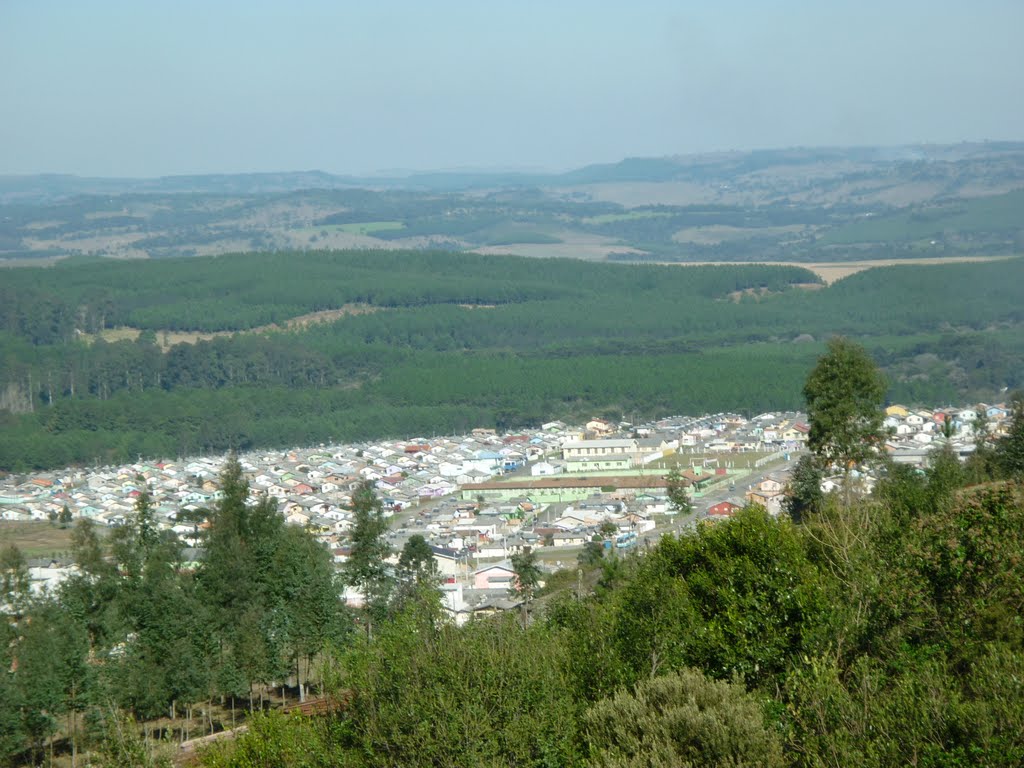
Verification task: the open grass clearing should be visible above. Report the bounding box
[332,221,405,235]
[86,304,385,349]
[820,189,1024,245]
[672,224,808,244]
[0,520,84,559]
[582,210,676,225]
[658,254,1018,284]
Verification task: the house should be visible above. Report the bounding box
[707,501,741,518]
[986,405,1009,421]
[473,562,517,590]
[745,488,783,515]
[530,461,562,477]
[552,531,588,547]
[430,546,464,577]
[782,424,810,442]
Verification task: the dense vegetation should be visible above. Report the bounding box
[2,250,1024,470]
[194,389,1024,768]
[10,464,1024,765]
[0,458,350,767]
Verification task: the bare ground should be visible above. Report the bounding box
[89,304,384,350]
[660,254,1017,285]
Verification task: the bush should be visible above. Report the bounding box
[583,669,783,767]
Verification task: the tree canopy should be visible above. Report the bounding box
[803,336,887,471]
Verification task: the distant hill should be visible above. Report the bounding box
[2,142,1022,264]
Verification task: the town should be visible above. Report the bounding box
[2,401,1008,624]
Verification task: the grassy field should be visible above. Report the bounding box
[661,254,1017,284]
[820,189,1024,245]
[582,210,675,225]
[88,304,384,349]
[0,520,82,559]
[334,221,406,235]
[671,224,807,245]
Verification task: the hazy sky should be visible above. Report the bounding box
[2,1,1022,177]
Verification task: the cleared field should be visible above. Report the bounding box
[90,304,384,349]
[0,520,81,559]
[334,221,405,235]
[671,224,807,244]
[661,254,1018,284]
[820,189,1024,245]
[582,210,675,225]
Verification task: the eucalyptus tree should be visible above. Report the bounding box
[342,481,394,637]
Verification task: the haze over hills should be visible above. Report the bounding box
[2,142,1023,266]
[4,142,1024,201]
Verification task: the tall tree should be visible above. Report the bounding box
[664,467,693,515]
[0,618,25,766]
[784,454,825,524]
[995,392,1024,479]
[268,526,348,702]
[342,481,393,635]
[14,602,93,764]
[198,455,282,706]
[397,534,437,585]
[0,545,30,613]
[803,337,886,476]
[510,550,542,625]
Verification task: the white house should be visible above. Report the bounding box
[530,461,562,477]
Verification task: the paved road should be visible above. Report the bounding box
[641,452,803,545]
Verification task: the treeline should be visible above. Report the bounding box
[0,250,820,341]
[4,337,995,471]
[0,346,821,470]
[2,252,1024,469]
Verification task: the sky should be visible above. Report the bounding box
[2,0,1023,178]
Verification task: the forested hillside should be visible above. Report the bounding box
[2,250,1024,470]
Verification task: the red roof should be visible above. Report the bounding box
[708,501,741,517]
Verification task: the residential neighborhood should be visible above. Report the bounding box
[1,401,1006,622]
